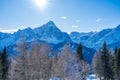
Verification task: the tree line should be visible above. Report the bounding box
[0,39,90,80]
[0,40,120,80]
[92,42,120,80]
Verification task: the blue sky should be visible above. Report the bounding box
[0,0,120,33]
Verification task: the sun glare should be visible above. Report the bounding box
[34,0,48,10]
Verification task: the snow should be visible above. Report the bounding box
[0,21,72,49]
[0,21,120,50]
[70,25,120,49]
[86,74,99,80]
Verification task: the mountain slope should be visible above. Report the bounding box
[70,25,120,49]
[0,21,96,64]
[1,21,119,63]
[0,21,72,49]
[34,21,72,43]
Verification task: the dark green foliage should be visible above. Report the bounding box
[100,42,114,80]
[0,52,2,79]
[1,47,9,80]
[109,51,114,80]
[76,43,85,61]
[111,48,118,79]
[114,48,117,55]
[114,48,120,80]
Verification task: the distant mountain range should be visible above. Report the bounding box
[70,25,120,49]
[0,21,120,63]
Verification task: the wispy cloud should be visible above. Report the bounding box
[96,18,102,22]
[72,25,78,28]
[0,25,26,33]
[61,16,67,20]
[0,28,18,33]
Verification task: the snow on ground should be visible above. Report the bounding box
[86,74,100,80]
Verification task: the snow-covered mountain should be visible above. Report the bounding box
[0,32,12,40]
[0,21,72,49]
[0,21,120,50]
[34,21,72,43]
[70,25,120,49]
[0,21,96,64]
[0,21,119,63]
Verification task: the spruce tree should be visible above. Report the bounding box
[111,48,118,80]
[76,43,85,61]
[100,42,113,80]
[0,53,2,79]
[114,48,117,55]
[1,47,9,80]
[109,50,114,80]
[114,48,120,80]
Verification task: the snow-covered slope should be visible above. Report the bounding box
[70,32,96,43]
[0,21,72,49]
[0,32,11,40]
[0,21,120,50]
[0,21,119,63]
[34,21,72,43]
[0,21,96,64]
[70,25,120,49]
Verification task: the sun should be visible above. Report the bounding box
[33,0,48,10]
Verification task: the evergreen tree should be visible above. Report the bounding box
[1,47,9,80]
[100,42,113,80]
[76,43,89,80]
[114,48,117,55]
[109,50,114,80]
[76,43,85,61]
[110,48,118,80]
[0,53,2,79]
[114,48,120,80]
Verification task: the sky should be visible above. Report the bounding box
[0,0,120,33]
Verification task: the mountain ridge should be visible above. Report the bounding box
[70,25,120,49]
[0,21,120,49]
[0,21,119,64]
